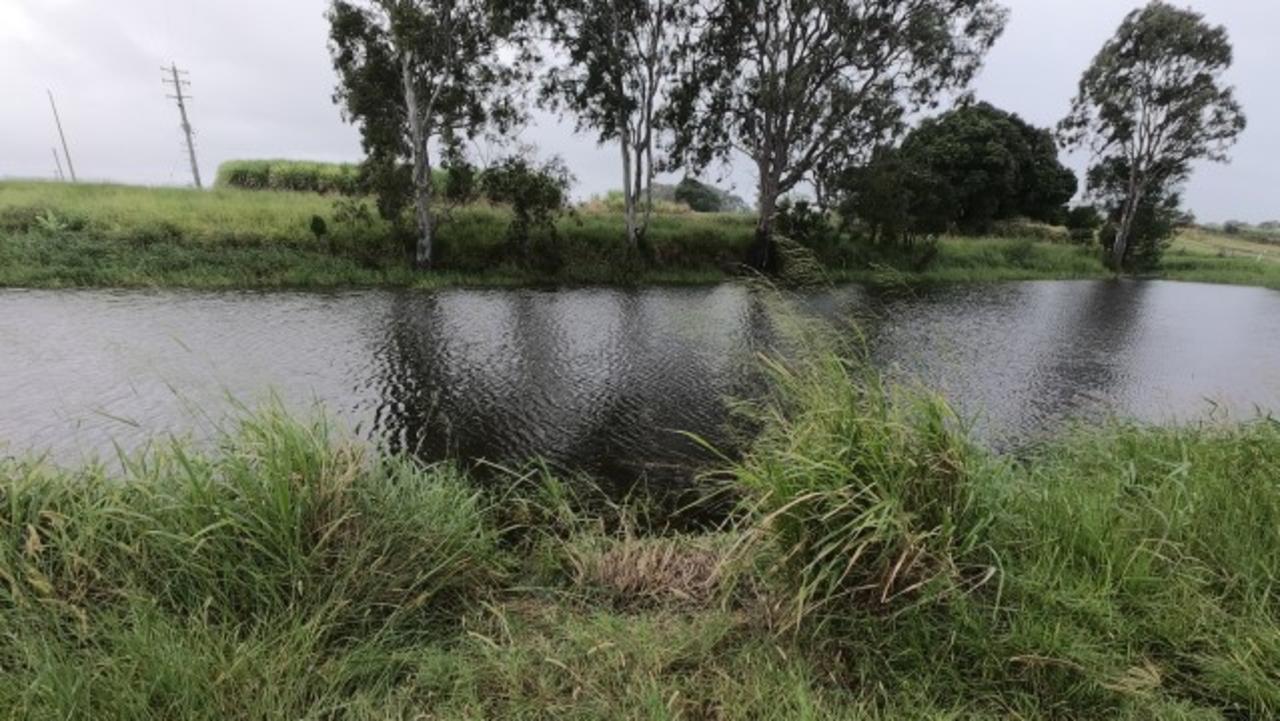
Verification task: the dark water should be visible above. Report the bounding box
[2,281,1278,480]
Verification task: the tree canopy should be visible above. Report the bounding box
[670,0,1008,269]
[328,0,535,267]
[900,102,1076,233]
[540,0,690,252]
[1059,1,1245,269]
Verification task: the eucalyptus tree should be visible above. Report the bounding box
[540,0,691,251]
[328,0,535,268]
[671,0,1008,268]
[1059,1,1245,270]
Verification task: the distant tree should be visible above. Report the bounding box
[673,177,722,213]
[838,146,955,246]
[901,102,1077,234]
[1064,204,1103,243]
[670,0,1008,270]
[481,154,574,259]
[1059,1,1246,270]
[328,0,535,268]
[540,0,691,253]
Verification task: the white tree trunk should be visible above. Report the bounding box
[1113,170,1143,270]
[401,54,435,269]
[620,126,638,250]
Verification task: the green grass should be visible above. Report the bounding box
[3,180,1280,292]
[0,181,754,289]
[3,338,1277,719]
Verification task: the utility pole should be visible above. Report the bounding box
[163,63,203,189]
[51,147,66,181]
[46,90,77,182]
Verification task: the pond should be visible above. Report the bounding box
[2,280,1278,482]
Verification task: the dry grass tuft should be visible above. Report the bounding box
[570,536,728,610]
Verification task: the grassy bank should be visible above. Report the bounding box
[3,180,1280,290]
[3,350,1277,719]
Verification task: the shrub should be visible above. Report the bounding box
[216,160,363,195]
[990,218,1070,243]
[837,147,955,247]
[481,155,574,266]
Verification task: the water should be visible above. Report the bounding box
[2,281,1278,481]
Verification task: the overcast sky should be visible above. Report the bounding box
[1,0,1275,222]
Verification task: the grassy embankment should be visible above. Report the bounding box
[3,341,1277,719]
[2,179,1279,290]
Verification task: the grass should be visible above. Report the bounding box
[0,181,754,289]
[2,333,1277,719]
[2,180,1280,292]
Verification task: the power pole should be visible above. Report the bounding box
[46,90,77,182]
[51,147,66,181]
[163,63,203,189]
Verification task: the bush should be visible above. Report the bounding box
[673,177,749,213]
[837,147,955,247]
[215,160,364,195]
[481,155,574,267]
[989,218,1070,243]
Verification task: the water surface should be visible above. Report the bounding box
[2,280,1277,481]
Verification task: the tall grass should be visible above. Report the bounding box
[724,339,1280,718]
[729,351,993,632]
[215,159,365,194]
[0,411,516,720]
[1,354,1278,717]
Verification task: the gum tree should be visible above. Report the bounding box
[671,0,1008,269]
[328,0,535,268]
[540,0,691,252]
[1059,1,1245,270]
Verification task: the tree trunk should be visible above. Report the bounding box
[750,166,780,271]
[402,54,434,270]
[1112,169,1143,271]
[620,130,638,251]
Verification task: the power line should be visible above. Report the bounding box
[46,90,77,183]
[163,63,203,189]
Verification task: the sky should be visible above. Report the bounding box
[1,0,1276,223]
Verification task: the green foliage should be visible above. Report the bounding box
[1060,1,1246,270]
[2,355,1280,718]
[900,102,1077,233]
[837,147,955,247]
[1097,188,1183,272]
[731,352,990,632]
[215,159,365,194]
[6,181,1280,291]
[480,154,574,264]
[989,218,1070,243]
[1065,204,1103,243]
[328,0,538,264]
[671,0,1008,267]
[674,177,748,213]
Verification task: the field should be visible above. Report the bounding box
[2,343,1277,720]
[2,180,1280,291]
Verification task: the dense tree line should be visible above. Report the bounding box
[328,0,1245,274]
